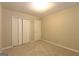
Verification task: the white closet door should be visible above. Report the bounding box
[12,17,19,46]
[19,18,23,45]
[23,20,32,43]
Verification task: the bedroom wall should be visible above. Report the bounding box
[42,5,79,52]
[0,3,2,49]
[2,8,41,48]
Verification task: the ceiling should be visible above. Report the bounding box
[1,2,79,17]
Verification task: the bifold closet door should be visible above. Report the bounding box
[23,20,32,43]
[18,18,23,45]
[12,17,19,46]
[12,17,32,46]
[12,17,23,46]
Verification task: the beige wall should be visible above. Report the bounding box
[42,5,79,51]
[0,3,2,49]
[34,18,41,41]
[2,8,41,48]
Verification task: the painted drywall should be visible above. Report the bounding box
[2,8,41,48]
[0,3,2,49]
[42,5,79,51]
[34,18,41,41]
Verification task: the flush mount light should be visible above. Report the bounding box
[31,0,53,12]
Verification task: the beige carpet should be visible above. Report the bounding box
[3,40,79,56]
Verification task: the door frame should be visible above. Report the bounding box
[22,19,33,43]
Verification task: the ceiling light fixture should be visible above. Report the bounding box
[31,0,51,12]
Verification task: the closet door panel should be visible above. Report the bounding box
[19,18,23,45]
[23,20,32,43]
[12,17,19,46]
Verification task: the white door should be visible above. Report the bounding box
[19,18,23,45]
[12,17,19,46]
[23,20,32,43]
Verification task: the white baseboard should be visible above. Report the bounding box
[0,50,2,53]
[43,40,79,54]
[0,40,41,52]
[1,46,12,51]
[0,46,12,53]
